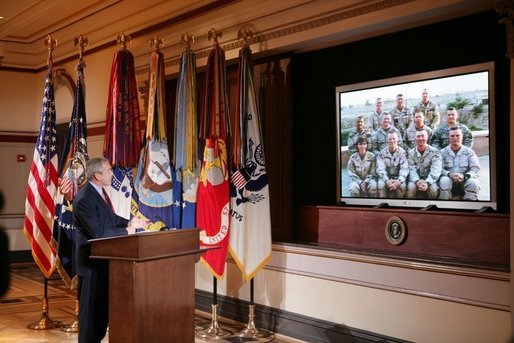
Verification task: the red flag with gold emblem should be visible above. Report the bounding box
[197,34,231,278]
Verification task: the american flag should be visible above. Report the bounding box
[23,67,59,278]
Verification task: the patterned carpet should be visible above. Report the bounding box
[0,263,300,343]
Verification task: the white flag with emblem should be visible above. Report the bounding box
[229,46,272,281]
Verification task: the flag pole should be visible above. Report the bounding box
[231,28,272,339]
[26,35,61,331]
[59,34,88,334]
[196,276,233,338]
[196,28,233,339]
[60,294,79,332]
[27,278,62,330]
[236,276,271,338]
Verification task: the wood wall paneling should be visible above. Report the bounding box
[296,205,509,269]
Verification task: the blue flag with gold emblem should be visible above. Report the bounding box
[53,57,88,289]
[133,48,174,230]
[172,44,200,229]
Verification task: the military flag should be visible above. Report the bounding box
[104,46,142,218]
[133,46,174,229]
[172,40,199,229]
[23,57,59,278]
[197,33,231,278]
[229,45,272,281]
[53,57,89,289]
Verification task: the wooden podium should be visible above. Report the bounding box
[89,228,201,343]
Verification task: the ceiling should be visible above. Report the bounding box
[0,0,496,72]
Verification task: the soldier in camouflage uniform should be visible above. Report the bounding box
[389,94,412,133]
[376,132,409,198]
[439,127,481,200]
[406,129,442,199]
[403,110,433,149]
[430,107,473,150]
[414,88,440,128]
[347,115,372,155]
[371,113,403,155]
[366,98,384,132]
[347,137,377,197]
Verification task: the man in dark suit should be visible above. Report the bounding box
[73,157,149,343]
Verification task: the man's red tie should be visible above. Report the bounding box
[102,188,115,212]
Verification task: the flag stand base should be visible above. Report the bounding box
[236,304,272,338]
[196,304,233,339]
[60,299,79,332]
[60,318,78,333]
[27,298,62,330]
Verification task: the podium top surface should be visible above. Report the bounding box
[89,228,201,261]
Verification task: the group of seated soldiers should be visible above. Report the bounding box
[346,91,481,200]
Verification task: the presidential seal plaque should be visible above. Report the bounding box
[385,216,406,245]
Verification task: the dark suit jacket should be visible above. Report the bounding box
[73,182,129,278]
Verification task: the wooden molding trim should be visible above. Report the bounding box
[0,134,36,143]
[272,243,509,282]
[137,0,417,76]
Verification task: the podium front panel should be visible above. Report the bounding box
[108,255,196,343]
[89,228,200,342]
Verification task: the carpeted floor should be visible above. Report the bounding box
[0,262,301,343]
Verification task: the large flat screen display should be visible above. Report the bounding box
[336,62,496,210]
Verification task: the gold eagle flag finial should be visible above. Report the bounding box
[150,35,164,52]
[74,34,88,67]
[116,32,131,51]
[44,35,58,65]
[237,28,253,48]
[208,28,222,47]
[180,33,194,52]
